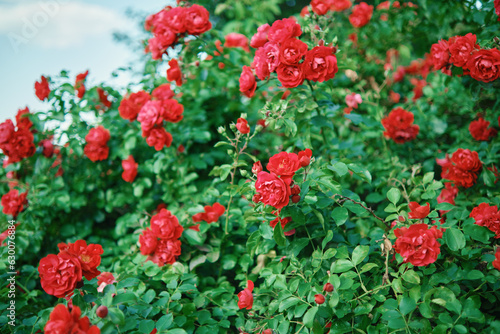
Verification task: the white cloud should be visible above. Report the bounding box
[0,0,131,49]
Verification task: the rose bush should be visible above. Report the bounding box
[1,0,500,333]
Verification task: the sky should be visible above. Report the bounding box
[0,0,174,122]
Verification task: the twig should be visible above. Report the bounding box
[334,194,389,229]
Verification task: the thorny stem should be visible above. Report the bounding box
[333,194,390,229]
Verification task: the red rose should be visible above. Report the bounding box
[430,39,450,70]
[448,33,479,67]
[495,0,500,21]
[253,42,280,80]
[138,101,163,132]
[448,148,482,188]
[224,33,250,52]
[393,223,443,267]
[277,63,305,88]
[330,0,352,11]
[122,155,138,183]
[140,228,158,255]
[250,24,270,49]
[0,119,15,143]
[465,48,500,83]
[161,6,186,34]
[85,126,110,146]
[389,90,400,103]
[270,216,295,236]
[193,203,226,223]
[148,238,181,266]
[145,127,173,151]
[267,152,301,178]
[311,0,333,15]
[279,38,308,65]
[38,253,82,298]
[58,240,104,281]
[74,70,89,98]
[470,203,500,238]
[437,183,458,206]
[167,59,183,86]
[185,4,212,36]
[252,161,263,175]
[493,248,500,271]
[16,107,33,130]
[148,28,177,60]
[35,76,50,101]
[408,202,430,219]
[239,66,257,98]
[410,78,427,101]
[345,92,362,109]
[315,294,325,304]
[39,139,54,158]
[237,280,254,310]
[119,91,151,121]
[303,46,338,82]
[97,88,111,109]
[255,171,292,209]
[349,2,373,28]
[151,209,183,240]
[236,118,250,134]
[97,272,116,293]
[469,117,497,141]
[44,304,100,334]
[267,18,302,44]
[1,189,28,217]
[152,84,174,101]
[323,283,334,292]
[381,107,419,144]
[162,99,184,123]
[84,144,109,162]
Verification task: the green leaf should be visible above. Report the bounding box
[279,297,301,312]
[273,220,287,247]
[387,188,401,205]
[331,259,354,273]
[157,314,173,331]
[108,308,125,325]
[328,161,348,176]
[139,320,155,333]
[463,224,493,243]
[331,207,348,226]
[348,164,372,183]
[444,228,466,251]
[399,296,417,315]
[303,306,318,328]
[112,292,137,305]
[352,245,369,266]
[322,230,333,249]
[402,270,420,284]
[423,172,435,184]
[436,202,455,211]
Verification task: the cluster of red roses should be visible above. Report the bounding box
[44,304,100,334]
[145,4,212,60]
[430,33,500,83]
[381,107,419,144]
[468,116,498,142]
[437,148,483,189]
[38,240,103,298]
[1,189,28,217]
[139,209,183,266]
[84,126,110,162]
[245,18,338,92]
[470,203,500,239]
[0,108,35,164]
[191,202,225,231]
[118,83,183,151]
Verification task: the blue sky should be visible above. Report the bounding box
[0,0,174,122]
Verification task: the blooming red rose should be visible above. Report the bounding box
[224,33,250,52]
[85,126,110,146]
[330,0,352,11]
[148,27,177,60]
[119,91,151,121]
[151,209,183,240]
[140,228,158,255]
[303,46,338,82]
[267,152,301,178]
[469,117,497,141]
[345,92,362,109]
[0,119,15,144]
[430,39,450,70]
[58,240,103,281]
[148,238,181,266]
[381,108,419,144]
[349,2,373,28]
[35,76,50,101]
[193,203,226,223]
[493,248,500,271]
[145,127,173,151]
[389,90,401,103]
[277,63,305,88]
[138,101,163,132]
[161,6,186,34]
[97,272,116,293]
[253,42,280,80]
[408,202,430,219]
[96,88,111,109]
[161,99,184,123]
[44,304,100,334]
[167,59,183,86]
[470,203,500,238]
[279,38,308,65]
[38,253,82,298]
[437,183,458,206]
[40,139,54,158]
[74,70,89,98]
[84,144,109,162]
[447,149,482,188]
[122,155,138,183]
[267,18,302,44]
[252,161,263,175]
[16,107,33,130]
[311,0,333,15]
[152,84,175,101]
[393,224,443,266]
[465,48,500,83]
[255,171,292,209]
[270,216,295,236]
[495,0,500,21]
[315,294,325,304]
[237,280,254,310]
[7,128,36,163]
[184,4,212,35]
[298,148,312,167]
[236,118,250,134]
[239,66,257,98]
[250,24,270,49]
[448,33,479,67]
[1,189,28,217]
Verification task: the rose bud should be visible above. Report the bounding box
[291,185,301,195]
[96,305,108,318]
[252,161,263,175]
[315,294,325,304]
[398,215,405,222]
[252,194,262,203]
[263,330,273,334]
[292,195,301,203]
[323,283,334,292]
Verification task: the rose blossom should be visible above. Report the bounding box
[408,202,430,219]
[38,253,82,298]
[138,101,163,132]
[303,46,338,82]
[44,304,100,334]
[267,152,301,178]
[349,2,373,28]
[192,203,226,223]
[465,48,500,83]
[224,33,250,52]
[35,76,50,101]
[97,272,116,293]
[150,209,183,240]
[279,38,308,65]
[255,171,292,209]
[345,92,362,109]
[469,117,497,141]
[493,248,500,271]
[469,203,500,238]
[145,127,173,151]
[122,155,138,183]
[161,99,184,123]
[237,280,254,310]
[119,91,151,121]
[58,240,104,281]
[152,84,175,101]
[448,33,479,67]
[167,59,183,86]
[381,108,419,144]
[1,189,28,217]
[239,66,257,98]
[250,24,270,49]
[393,223,443,266]
[236,118,250,134]
[267,18,302,44]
